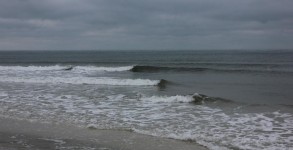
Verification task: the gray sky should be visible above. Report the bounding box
[0,0,293,50]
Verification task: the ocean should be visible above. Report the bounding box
[0,50,292,149]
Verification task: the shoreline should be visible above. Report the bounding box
[0,117,207,150]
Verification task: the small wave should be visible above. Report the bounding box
[157,79,171,89]
[0,77,160,86]
[63,66,73,71]
[192,94,232,104]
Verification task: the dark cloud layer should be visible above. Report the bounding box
[0,0,293,50]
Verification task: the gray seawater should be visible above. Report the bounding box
[0,50,292,149]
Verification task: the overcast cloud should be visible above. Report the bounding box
[0,0,293,50]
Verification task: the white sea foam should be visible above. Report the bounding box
[0,91,8,97]
[140,94,197,103]
[1,90,292,150]
[74,66,133,72]
[38,138,66,144]
[0,76,159,86]
[0,65,66,71]
[132,110,293,150]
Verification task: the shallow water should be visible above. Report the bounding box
[0,117,206,150]
[0,50,292,149]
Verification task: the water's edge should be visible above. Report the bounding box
[0,116,207,150]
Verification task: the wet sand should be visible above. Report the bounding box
[0,117,207,150]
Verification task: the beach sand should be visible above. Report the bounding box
[0,117,207,150]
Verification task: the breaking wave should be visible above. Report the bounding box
[2,65,292,74]
[0,77,160,86]
[73,65,133,72]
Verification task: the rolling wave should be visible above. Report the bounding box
[130,65,293,74]
[1,65,291,74]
